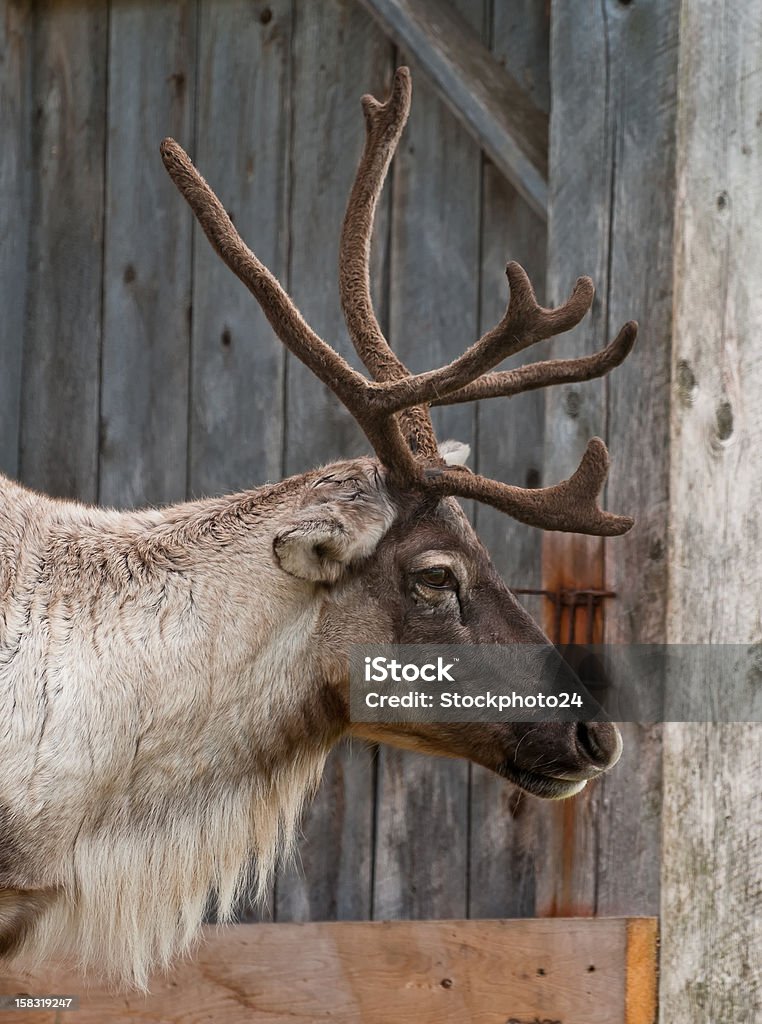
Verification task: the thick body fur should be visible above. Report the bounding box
[0,469,364,986]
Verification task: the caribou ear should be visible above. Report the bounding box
[273,517,359,582]
[273,468,396,583]
[439,439,471,467]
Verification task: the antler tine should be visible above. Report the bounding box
[340,66,411,384]
[432,321,638,406]
[340,67,440,461]
[365,262,595,414]
[422,438,634,537]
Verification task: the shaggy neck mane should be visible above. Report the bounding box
[0,469,336,989]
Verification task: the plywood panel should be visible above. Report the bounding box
[1,918,657,1024]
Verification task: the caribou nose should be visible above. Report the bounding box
[575,721,622,770]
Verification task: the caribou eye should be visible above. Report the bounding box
[416,567,456,589]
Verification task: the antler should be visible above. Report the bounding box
[338,67,438,460]
[160,68,636,537]
[431,321,637,405]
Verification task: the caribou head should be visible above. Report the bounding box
[161,67,634,799]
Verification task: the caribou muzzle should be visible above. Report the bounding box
[497,720,623,799]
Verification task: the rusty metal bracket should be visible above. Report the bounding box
[512,587,617,645]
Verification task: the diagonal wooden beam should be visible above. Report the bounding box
[359,0,548,219]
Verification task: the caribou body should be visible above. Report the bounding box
[0,68,635,987]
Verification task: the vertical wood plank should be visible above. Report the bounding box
[373,0,484,921]
[541,0,678,919]
[191,0,293,922]
[99,0,196,508]
[283,1,390,476]
[190,0,291,500]
[595,0,679,918]
[0,0,33,479]
[276,0,392,923]
[20,0,108,501]
[662,2,762,1018]
[541,1,612,916]
[468,0,550,921]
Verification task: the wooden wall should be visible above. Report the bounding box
[661,1,762,1018]
[0,0,656,929]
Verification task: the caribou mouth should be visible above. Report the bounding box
[496,761,588,800]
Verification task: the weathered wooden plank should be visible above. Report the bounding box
[492,0,550,115]
[539,0,612,918]
[468,0,550,921]
[99,1,196,508]
[283,1,390,476]
[662,2,762,1019]
[373,0,483,921]
[1,918,657,1024]
[276,0,392,923]
[190,0,293,923]
[0,0,33,479]
[359,0,548,218]
[539,0,677,920]
[190,0,290,499]
[593,0,679,919]
[19,0,108,501]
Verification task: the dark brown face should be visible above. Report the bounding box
[275,458,622,800]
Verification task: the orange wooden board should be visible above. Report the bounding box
[1,917,657,1024]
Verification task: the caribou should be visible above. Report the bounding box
[0,68,636,987]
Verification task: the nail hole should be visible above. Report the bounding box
[440,978,453,989]
[716,191,729,210]
[260,6,272,23]
[537,967,546,977]
[588,964,596,973]
[123,264,136,284]
[221,328,232,349]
